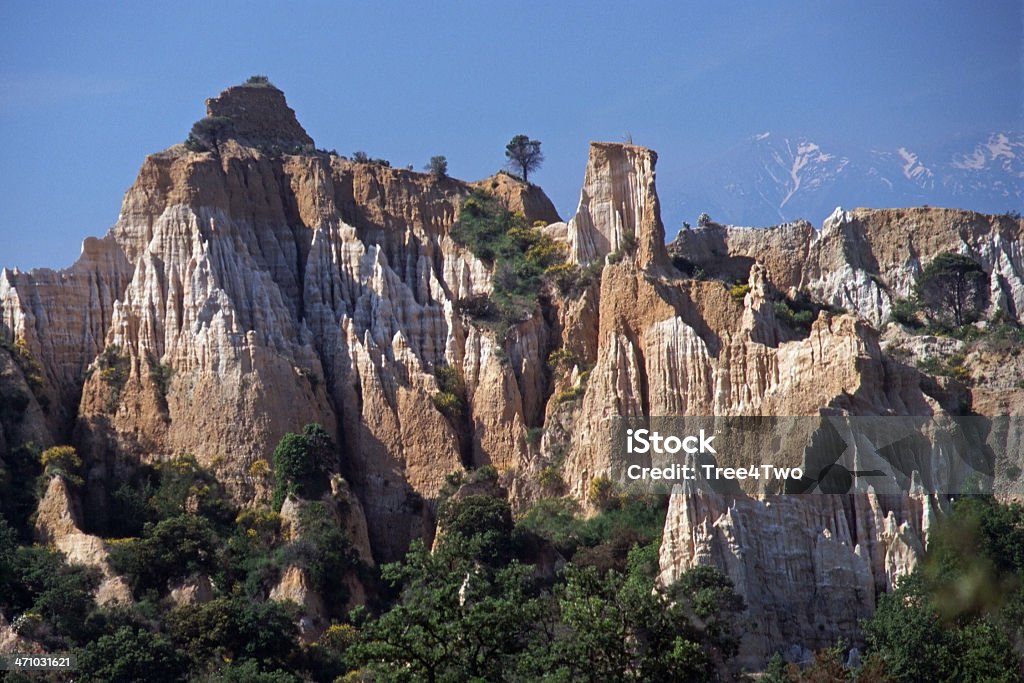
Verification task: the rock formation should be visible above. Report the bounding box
[34,475,132,605]
[670,206,1024,327]
[2,82,1021,666]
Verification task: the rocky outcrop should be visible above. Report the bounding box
[0,84,568,562]
[566,143,668,268]
[34,476,132,605]
[4,83,1023,667]
[0,344,53,455]
[169,575,214,607]
[658,483,943,669]
[670,207,1024,327]
[1,236,132,434]
[205,83,314,151]
[270,565,326,641]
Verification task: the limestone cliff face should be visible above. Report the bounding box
[565,142,667,268]
[549,143,1013,666]
[658,483,943,669]
[1,85,561,562]
[205,84,314,151]
[1,237,133,435]
[670,207,1024,327]
[2,84,1021,665]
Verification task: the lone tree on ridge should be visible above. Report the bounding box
[505,135,544,184]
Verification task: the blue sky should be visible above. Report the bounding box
[1,2,1020,270]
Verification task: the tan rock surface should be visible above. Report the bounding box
[3,84,1023,667]
[34,476,132,605]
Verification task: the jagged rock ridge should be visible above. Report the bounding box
[1,82,1021,667]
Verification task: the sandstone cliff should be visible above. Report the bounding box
[1,83,563,563]
[2,83,1021,666]
[670,207,1024,327]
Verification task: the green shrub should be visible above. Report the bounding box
[915,252,988,327]
[451,191,569,342]
[728,283,751,302]
[916,352,972,384]
[772,291,834,336]
[588,476,617,511]
[147,454,233,528]
[891,296,923,327]
[74,626,187,683]
[39,445,82,486]
[244,74,275,88]
[555,369,590,404]
[538,465,564,494]
[271,424,333,510]
[471,464,499,483]
[1,337,46,399]
[425,155,448,177]
[185,116,235,153]
[277,502,357,614]
[108,514,219,596]
[547,348,580,372]
[516,494,668,558]
[432,365,465,423]
[438,494,514,563]
[555,385,585,404]
[149,359,174,400]
[96,344,128,411]
[2,544,100,645]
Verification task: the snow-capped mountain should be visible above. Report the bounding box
[672,131,1023,228]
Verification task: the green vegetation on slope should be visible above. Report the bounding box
[451,191,594,343]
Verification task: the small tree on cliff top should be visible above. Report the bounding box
[505,134,544,184]
[915,251,988,328]
[426,155,448,177]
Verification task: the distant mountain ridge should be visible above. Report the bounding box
[672,131,1023,228]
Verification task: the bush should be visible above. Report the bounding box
[39,445,82,484]
[149,359,174,400]
[451,191,568,342]
[555,385,585,404]
[244,74,275,88]
[432,365,465,423]
[547,348,580,372]
[148,453,233,528]
[108,514,219,596]
[277,502,358,614]
[2,544,100,645]
[271,424,334,510]
[538,465,564,494]
[1,337,46,399]
[917,352,972,384]
[435,491,517,568]
[96,344,129,411]
[75,627,187,683]
[891,296,924,327]
[425,155,448,177]
[588,476,617,511]
[728,283,751,302]
[772,291,832,336]
[185,116,236,153]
